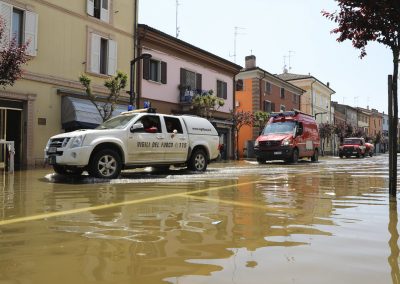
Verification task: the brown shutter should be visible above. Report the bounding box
[196,73,202,92]
[161,61,167,84]
[271,103,275,112]
[180,68,186,86]
[217,81,221,98]
[143,57,150,80]
[223,82,227,99]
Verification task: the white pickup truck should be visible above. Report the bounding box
[44,109,220,178]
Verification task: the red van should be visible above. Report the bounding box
[254,111,320,163]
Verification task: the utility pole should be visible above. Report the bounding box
[231,26,245,63]
[175,0,180,38]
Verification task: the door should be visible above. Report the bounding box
[127,115,165,163]
[0,101,23,170]
[163,116,188,162]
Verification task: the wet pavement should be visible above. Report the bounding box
[0,154,398,283]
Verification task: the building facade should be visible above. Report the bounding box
[235,55,304,158]
[0,0,137,169]
[137,24,242,160]
[277,72,335,124]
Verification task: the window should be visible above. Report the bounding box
[280,88,285,99]
[180,68,202,92]
[217,80,227,99]
[263,100,272,112]
[143,59,167,84]
[280,105,286,112]
[87,0,109,22]
[265,82,271,94]
[90,33,117,75]
[12,8,23,46]
[236,79,243,91]
[164,117,183,134]
[0,1,38,56]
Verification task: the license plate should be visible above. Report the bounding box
[274,151,282,155]
[48,156,56,165]
[48,147,57,153]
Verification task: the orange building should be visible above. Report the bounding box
[235,56,304,158]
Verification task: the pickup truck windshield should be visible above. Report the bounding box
[343,138,362,145]
[96,114,137,129]
[262,121,295,134]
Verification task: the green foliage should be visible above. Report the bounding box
[192,90,225,118]
[79,71,127,122]
[253,111,270,128]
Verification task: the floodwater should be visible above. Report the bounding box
[0,155,398,283]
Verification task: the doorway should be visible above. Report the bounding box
[0,100,23,170]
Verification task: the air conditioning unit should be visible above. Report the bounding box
[235,101,240,107]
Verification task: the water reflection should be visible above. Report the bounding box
[0,155,397,283]
[388,198,400,283]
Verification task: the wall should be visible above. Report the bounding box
[0,0,135,167]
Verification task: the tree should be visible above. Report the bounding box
[323,1,400,196]
[192,90,224,119]
[0,17,30,87]
[319,123,334,156]
[253,111,270,130]
[79,71,127,122]
[231,110,254,160]
[334,122,353,143]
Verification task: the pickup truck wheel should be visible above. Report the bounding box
[53,165,83,176]
[89,149,121,179]
[369,152,373,157]
[189,149,207,171]
[339,154,343,159]
[291,149,299,164]
[311,149,319,162]
[257,157,266,164]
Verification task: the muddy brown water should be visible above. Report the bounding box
[0,155,398,283]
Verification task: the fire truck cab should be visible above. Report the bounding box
[254,111,320,164]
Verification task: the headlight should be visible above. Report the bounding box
[70,135,85,148]
[44,139,51,151]
[254,140,259,147]
[282,139,290,146]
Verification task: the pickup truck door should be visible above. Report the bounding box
[127,115,165,163]
[163,117,189,162]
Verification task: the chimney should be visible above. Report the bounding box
[327,82,330,88]
[245,55,256,69]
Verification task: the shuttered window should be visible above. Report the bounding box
[217,80,227,99]
[263,100,272,112]
[90,33,117,75]
[180,68,201,92]
[87,0,109,22]
[0,1,38,56]
[143,58,167,84]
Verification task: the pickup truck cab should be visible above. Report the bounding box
[254,111,320,163]
[339,137,367,158]
[44,109,220,178]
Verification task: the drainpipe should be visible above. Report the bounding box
[310,79,317,118]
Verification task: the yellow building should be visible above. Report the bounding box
[0,0,136,169]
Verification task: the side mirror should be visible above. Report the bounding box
[130,122,144,133]
[296,127,303,136]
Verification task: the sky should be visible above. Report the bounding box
[138,0,394,114]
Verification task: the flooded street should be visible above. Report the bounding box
[0,155,398,283]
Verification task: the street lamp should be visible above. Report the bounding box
[129,53,152,110]
[314,111,327,121]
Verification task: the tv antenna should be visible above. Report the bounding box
[229,26,246,63]
[175,0,180,38]
[288,50,295,71]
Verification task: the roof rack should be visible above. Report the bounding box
[270,111,299,118]
[121,107,157,115]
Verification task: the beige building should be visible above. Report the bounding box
[0,0,137,169]
[277,72,335,123]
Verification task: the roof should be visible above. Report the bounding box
[138,24,242,74]
[276,72,336,94]
[239,67,305,94]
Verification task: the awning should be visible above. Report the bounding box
[61,96,127,130]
